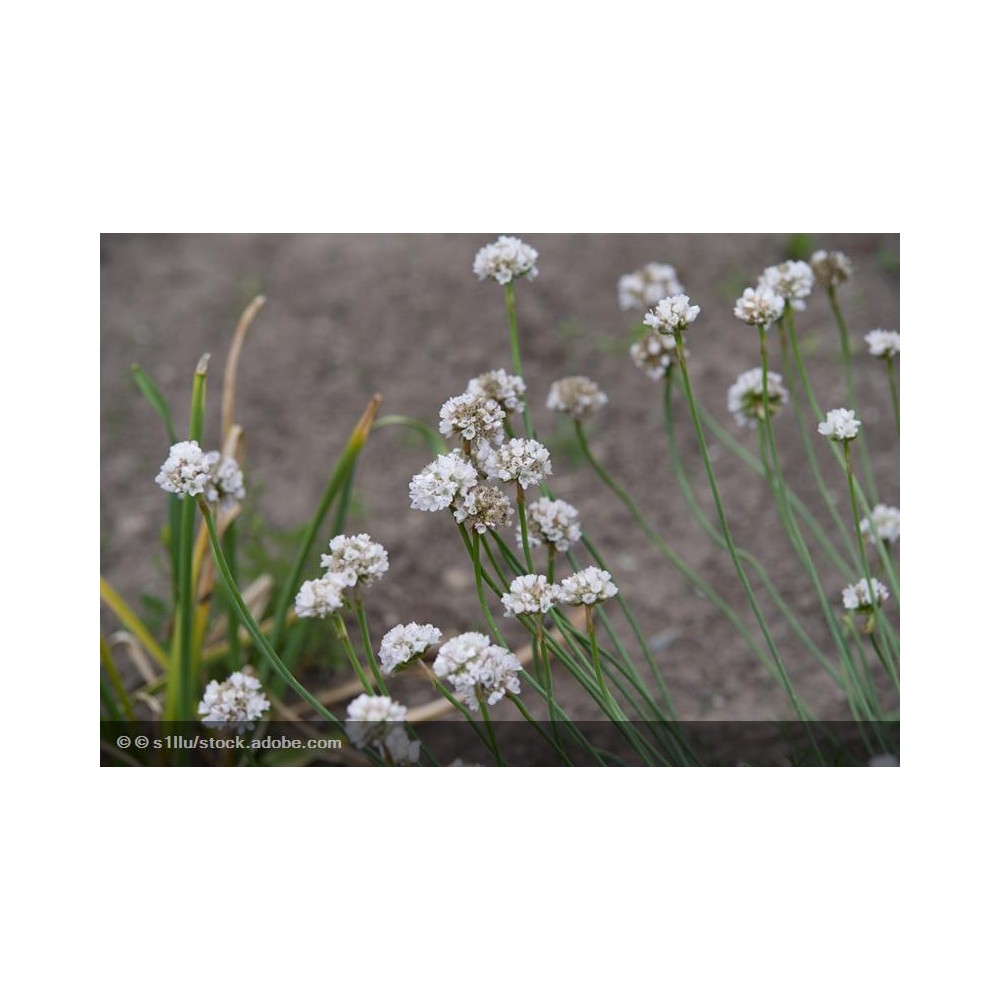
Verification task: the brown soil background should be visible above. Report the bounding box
[100,234,900,722]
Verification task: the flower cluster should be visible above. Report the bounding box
[378,623,443,674]
[473,236,539,285]
[345,694,420,765]
[617,262,685,310]
[294,573,348,618]
[501,574,558,617]
[546,376,608,421]
[321,533,389,587]
[484,438,552,489]
[454,484,513,534]
[727,368,790,429]
[865,329,900,358]
[156,440,246,508]
[842,577,890,612]
[818,408,861,441]
[409,451,478,512]
[734,286,785,328]
[439,392,505,446]
[433,632,522,710]
[643,294,700,335]
[556,567,618,606]
[630,330,677,379]
[810,250,852,288]
[759,260,814,311]
[198,670,270,728]
[861,504,900,545]
[518,497,582,553]
[467,368,526,415]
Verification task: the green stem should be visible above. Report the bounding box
[536,614,561,744]
[508,693,575,765]
[886,356,900,433]
[100,635,136,721]
[222,524,242,675]
[515,482,535,572]
[503,283,534,440]
[333,612,375,696]
[586,605,624,720]
[476,690,505,766]
[355,598,388,696]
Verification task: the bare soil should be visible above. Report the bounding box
[100,234,900,722]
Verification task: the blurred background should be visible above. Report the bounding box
[100,234,899,720]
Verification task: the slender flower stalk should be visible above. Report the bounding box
[476,691,505,766]
[503,283,534,439]
[515,482,535,571]
[333,612,375,696]
[885,356,900,432]
[354,599,389,696]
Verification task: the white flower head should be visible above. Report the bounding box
[345,694,420,764]
[205,454,246,510]
[484,438,552,489]
[727,368,790,429]
[518,497,582,553]
[294,573,349,619]
[759,261,814,311]
[643,294,700,335]
[630,330,677,379]
[810,250,853,288]
[865,329,900,359]
[842,577,890,612]
[378,623,443,675]
[546,376,608,421]
[320,533,389,587]
[155,440,215,497]
[439,391,506,446]
[734,286,785,328]
[861,504,900,545]
[501,574,558,617]
[557,566,619,606]
[467,368,527,415]
[198,669,270,729]
[453,484,514,534]
[617,262,685,310]
[473,235,539,285]
[818,408,861,442]
[433,632,522,710]
[346,693,408,723]
[409,450,478,512]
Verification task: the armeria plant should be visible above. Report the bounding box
[101,236,899,766]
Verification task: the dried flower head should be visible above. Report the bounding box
[409,451,478,512]
[643,294,700,335]
[518,497,582,553]
[617,262,685,310]
[320,533,389,587]
[198,670,270,728]
[865,329,900,359]
[378,623,443,675]
[630,330,677,379]
[557,566,619,606]
[484,438,552,489]
[453,484,514,534]
[734,286,785,328]
[842,577,890,612]
[433,632,523,710]
[439,391,506,446]
[467,368,527,415]
[501,574,558,617]
[546,376,608,421]
[294,573,349,619]
[810,250,853,288]
[861,504,900,545]
[759,261,814,311]
[727,368,790,428]
[818,408,861,441]
[472,235,539,285]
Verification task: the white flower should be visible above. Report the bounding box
[727,368,790,429]
[467,368,527,415]
[759,261,814,311]
[409,451,478,512]
[617,262,685,310]
[294,573,348,618]
[439,392,506,445]
[842,577,890,611]
[546,376,608,421]
[861,504,900,544]
[453,484,513,534]
[557,566,618,606]
[198,670,270,728]
[433,632,522,710]
[320,533,389,587]
[472,235,539,285]
[345,694,420,764]
[346,693,408,723]
[205,455,246,509]
[501,574,558,617]
[810,250,853,288]
[643,294,700,334]
[155,440,216,497]
[378,622,443,674]
[734,286,785,328]
[865,329,900,358]
[630,330,676,379]
[484,438,552,489]
[818,408,861,441]
[518,497,582,553]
